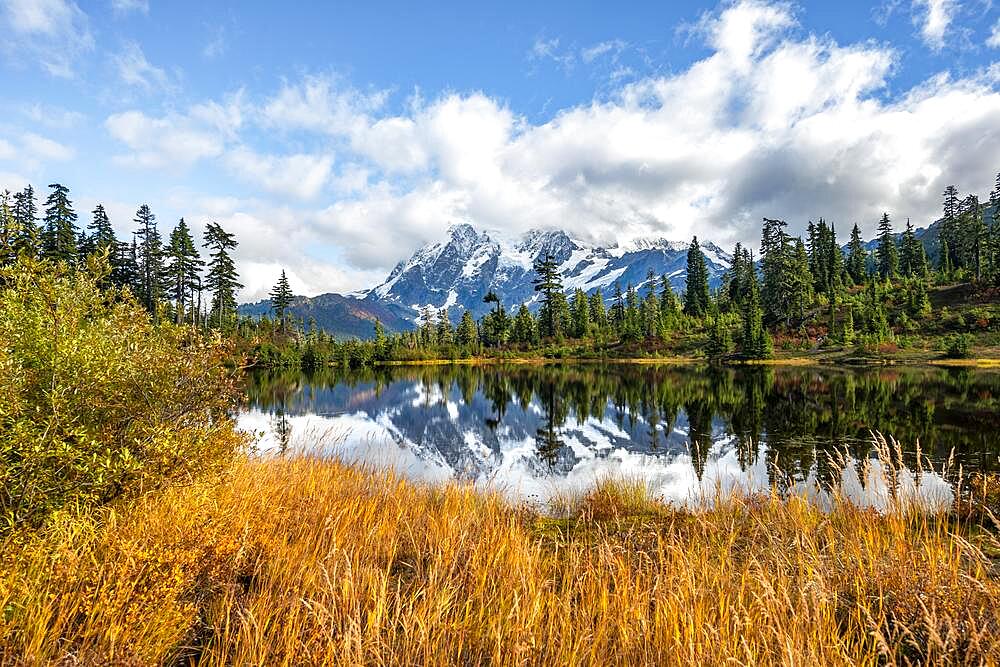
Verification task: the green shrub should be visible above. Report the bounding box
[943,333,973,359]
[0,257,245,530]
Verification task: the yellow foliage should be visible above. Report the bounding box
[2,457,998,665]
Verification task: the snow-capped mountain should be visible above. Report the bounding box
[363,223,732,322]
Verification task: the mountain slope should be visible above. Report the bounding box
[239,292,410,338]
[362,224,731,321]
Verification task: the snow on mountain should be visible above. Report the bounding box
[365,224,732,322]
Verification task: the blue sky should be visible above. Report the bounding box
[1,0,999,299]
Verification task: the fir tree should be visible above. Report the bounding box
[134,204,168,312]
[41,183,78,263]
[0,191,15,266]
[203,221,243,330]
[846,223,867,285]
[588,289,608,332]
[12,185,39,258]
[570,288,590,338]
[166,218,203,324]
[269,269,294,331]
[739,267,769,359]
[87,204,117,257]
[875,212,898,279]
[456,310,478,347]
[532,254,563,339]
[684,236,710,317]
[512,304,536,345]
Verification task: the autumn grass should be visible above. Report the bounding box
[1,452,998,667]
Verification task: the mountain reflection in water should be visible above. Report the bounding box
[239,364,1000,507]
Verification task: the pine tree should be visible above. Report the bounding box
[739,267,769,359]
[87,204,117,257]
[166,218,203,324]
[941,185,960,271]
[436,308,454,346]
[41,183,78,263]
[588,289,608,332]
[533,254,563,339]
[570,288,590,338]
[133,204,169,312]
[641,269,660,338]
[789,238,813,321]
[659,274,680,328]
[12,185,39,258]
[684,236,710,317]
[611,282,625,333]
[0,191,15,266]
[875,212,898,279]
[512,304,537,345]
[846,223,867,284]
[203,221,243,330]
[269,269,294,331]
[456,310,477,347]
[624,283,641,340]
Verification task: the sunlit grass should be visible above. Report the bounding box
[2,449,999,665]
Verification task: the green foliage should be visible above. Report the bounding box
[0,257,244,530]
[684,237,710,317]
[944,333,972,359]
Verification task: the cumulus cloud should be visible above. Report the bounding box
[912,0,958,50]
[224,147,334,200]
[105,110,225,168]
[0,0,94,77]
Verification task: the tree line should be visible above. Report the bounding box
[269,169,999,366]
[0,183,243,330]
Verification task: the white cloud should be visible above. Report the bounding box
[114,41,176,91]
[581,39,627,63]
[0,0,94,77]
[111,0,148,15]
[105,110,224,168]
[224,147,334,200]
[912,0,958,50]
[20,103,85,129]
[988,17,1000,48]
[0,139,15,161]
[98,0,1000,295]
[19,132,75,162]
[258,74,388,135]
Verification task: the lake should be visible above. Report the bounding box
[238,363,1000,507]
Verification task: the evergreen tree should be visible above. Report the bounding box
[875,212,898,279]
[436,308,454,346]
[87,204,117,258]
[684,236,710,317]
[611,282,625,333]
[456,309,478,347]
[739,267,770,359]
[533,254,563,338]
[659,274,680,327]
[846,223,867,284]
[624,283,641,340]
[203,221,243,330]
[570,288,590,338]
[941,185,960,270]
[0,191,15,266]
[588,289,608,332]
[41,183,78,263]
[512,304,537,345]
[12,185,39,258]
[166,218,203,324]
[269,269,294,331]
[706,314,733,359]
[641,269,660,338]
[133,204,169,312]
[789,238,813,322]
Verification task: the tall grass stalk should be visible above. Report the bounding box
[2,444,999,665]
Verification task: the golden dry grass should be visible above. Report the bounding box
[2,457,999,666]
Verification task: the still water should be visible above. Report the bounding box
[239,363,1000,507]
